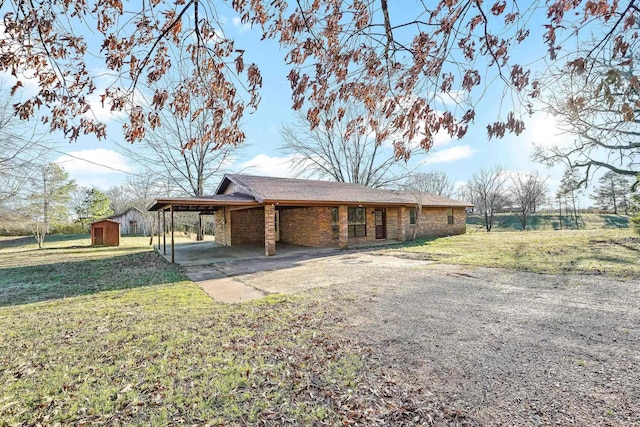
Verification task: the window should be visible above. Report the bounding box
[331,207,339,238]
[447,208,454,225]
[347,207,366,237]
[409,208,417,225]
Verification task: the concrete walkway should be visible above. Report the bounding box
[159,240,340,303]
[159,239,401,303]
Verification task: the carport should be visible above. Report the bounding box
[157,239,325,267]
[148,194,259,263]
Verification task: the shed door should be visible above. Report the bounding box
[94,227,104,245]
[374,209,386,239]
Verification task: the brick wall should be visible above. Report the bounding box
[409,207,466,238]
[213,209,232,245]
[230,207,265,245]
[264,204,275,256]
[213,204,467,248]
[280,207,336,247]
[386,207,398,240]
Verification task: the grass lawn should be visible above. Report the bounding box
[466,212,632,231]
[0,235,430,425]
[392,228,640,278]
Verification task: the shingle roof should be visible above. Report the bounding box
[147,193,259,212]
[218,174,471,207]
[200,193,257,202]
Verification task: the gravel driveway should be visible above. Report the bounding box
[202,250,640,425]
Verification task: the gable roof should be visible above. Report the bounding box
[216,174,471,207]
[91,219,121,226]
[109,206,146,219]
[149,174,472,211]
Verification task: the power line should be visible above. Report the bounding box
[31,141,136,175]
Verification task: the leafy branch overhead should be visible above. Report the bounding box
[1,1,639,156]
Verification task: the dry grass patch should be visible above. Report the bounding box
[0,235,459,425]
[391,229,640,278]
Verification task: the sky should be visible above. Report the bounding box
[5,2,584,205]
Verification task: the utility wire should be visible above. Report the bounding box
[30,140,136,175]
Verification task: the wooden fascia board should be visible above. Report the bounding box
[420,204,474,209]
[263,199,414,207]
[214,175,232,195]
[148,199,259,211]
[262,200,471,209]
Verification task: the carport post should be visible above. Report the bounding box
[163,209,166,255]
[156,210,160,251]
[264,204,276,256]
[170,204,175,263]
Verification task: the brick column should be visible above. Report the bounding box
[338,205,348,248]
[397,206,406,242]
[264,204,276,256]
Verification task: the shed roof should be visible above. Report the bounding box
[91,219,121,225]
[147,193,260,212]
[109,206,147,218]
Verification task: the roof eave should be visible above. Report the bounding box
[147,198,260,211]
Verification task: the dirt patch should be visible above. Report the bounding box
[328,262,640,425]
[201,250,640,424]
[238,252,431,294]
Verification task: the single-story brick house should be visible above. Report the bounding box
[148,174,472,259]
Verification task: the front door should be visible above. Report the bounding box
[274,210,280,242]
[94,227,104,245]
[374,209,386,239]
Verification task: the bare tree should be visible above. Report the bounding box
[118,50,238,199]
[117,50,241,239]
[509,172,548,230]
[403,171,455,198]
[534,47,639,185]
[6,0,638,160]
[280,107,410,188]
[104,184,132,217]
[459,166,509,232]
[0,91,50,205]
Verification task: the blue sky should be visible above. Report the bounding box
[5,3,579,204]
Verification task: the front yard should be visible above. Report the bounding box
[0,236,435,425]
[1,229,639,425]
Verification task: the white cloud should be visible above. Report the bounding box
[54,148,134,188]
[436,90,467,107]
[237,154,297,177]
[432,129,454,148]
[232,16,251,33]
[526,113,567,148]
[421,145,474,165]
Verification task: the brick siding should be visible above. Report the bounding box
[264,204,276,256]
[280,207,336,247]
[227,207,265,245]
[213,204,467,249]
[213,209,232,245]
[409,207,467,238]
